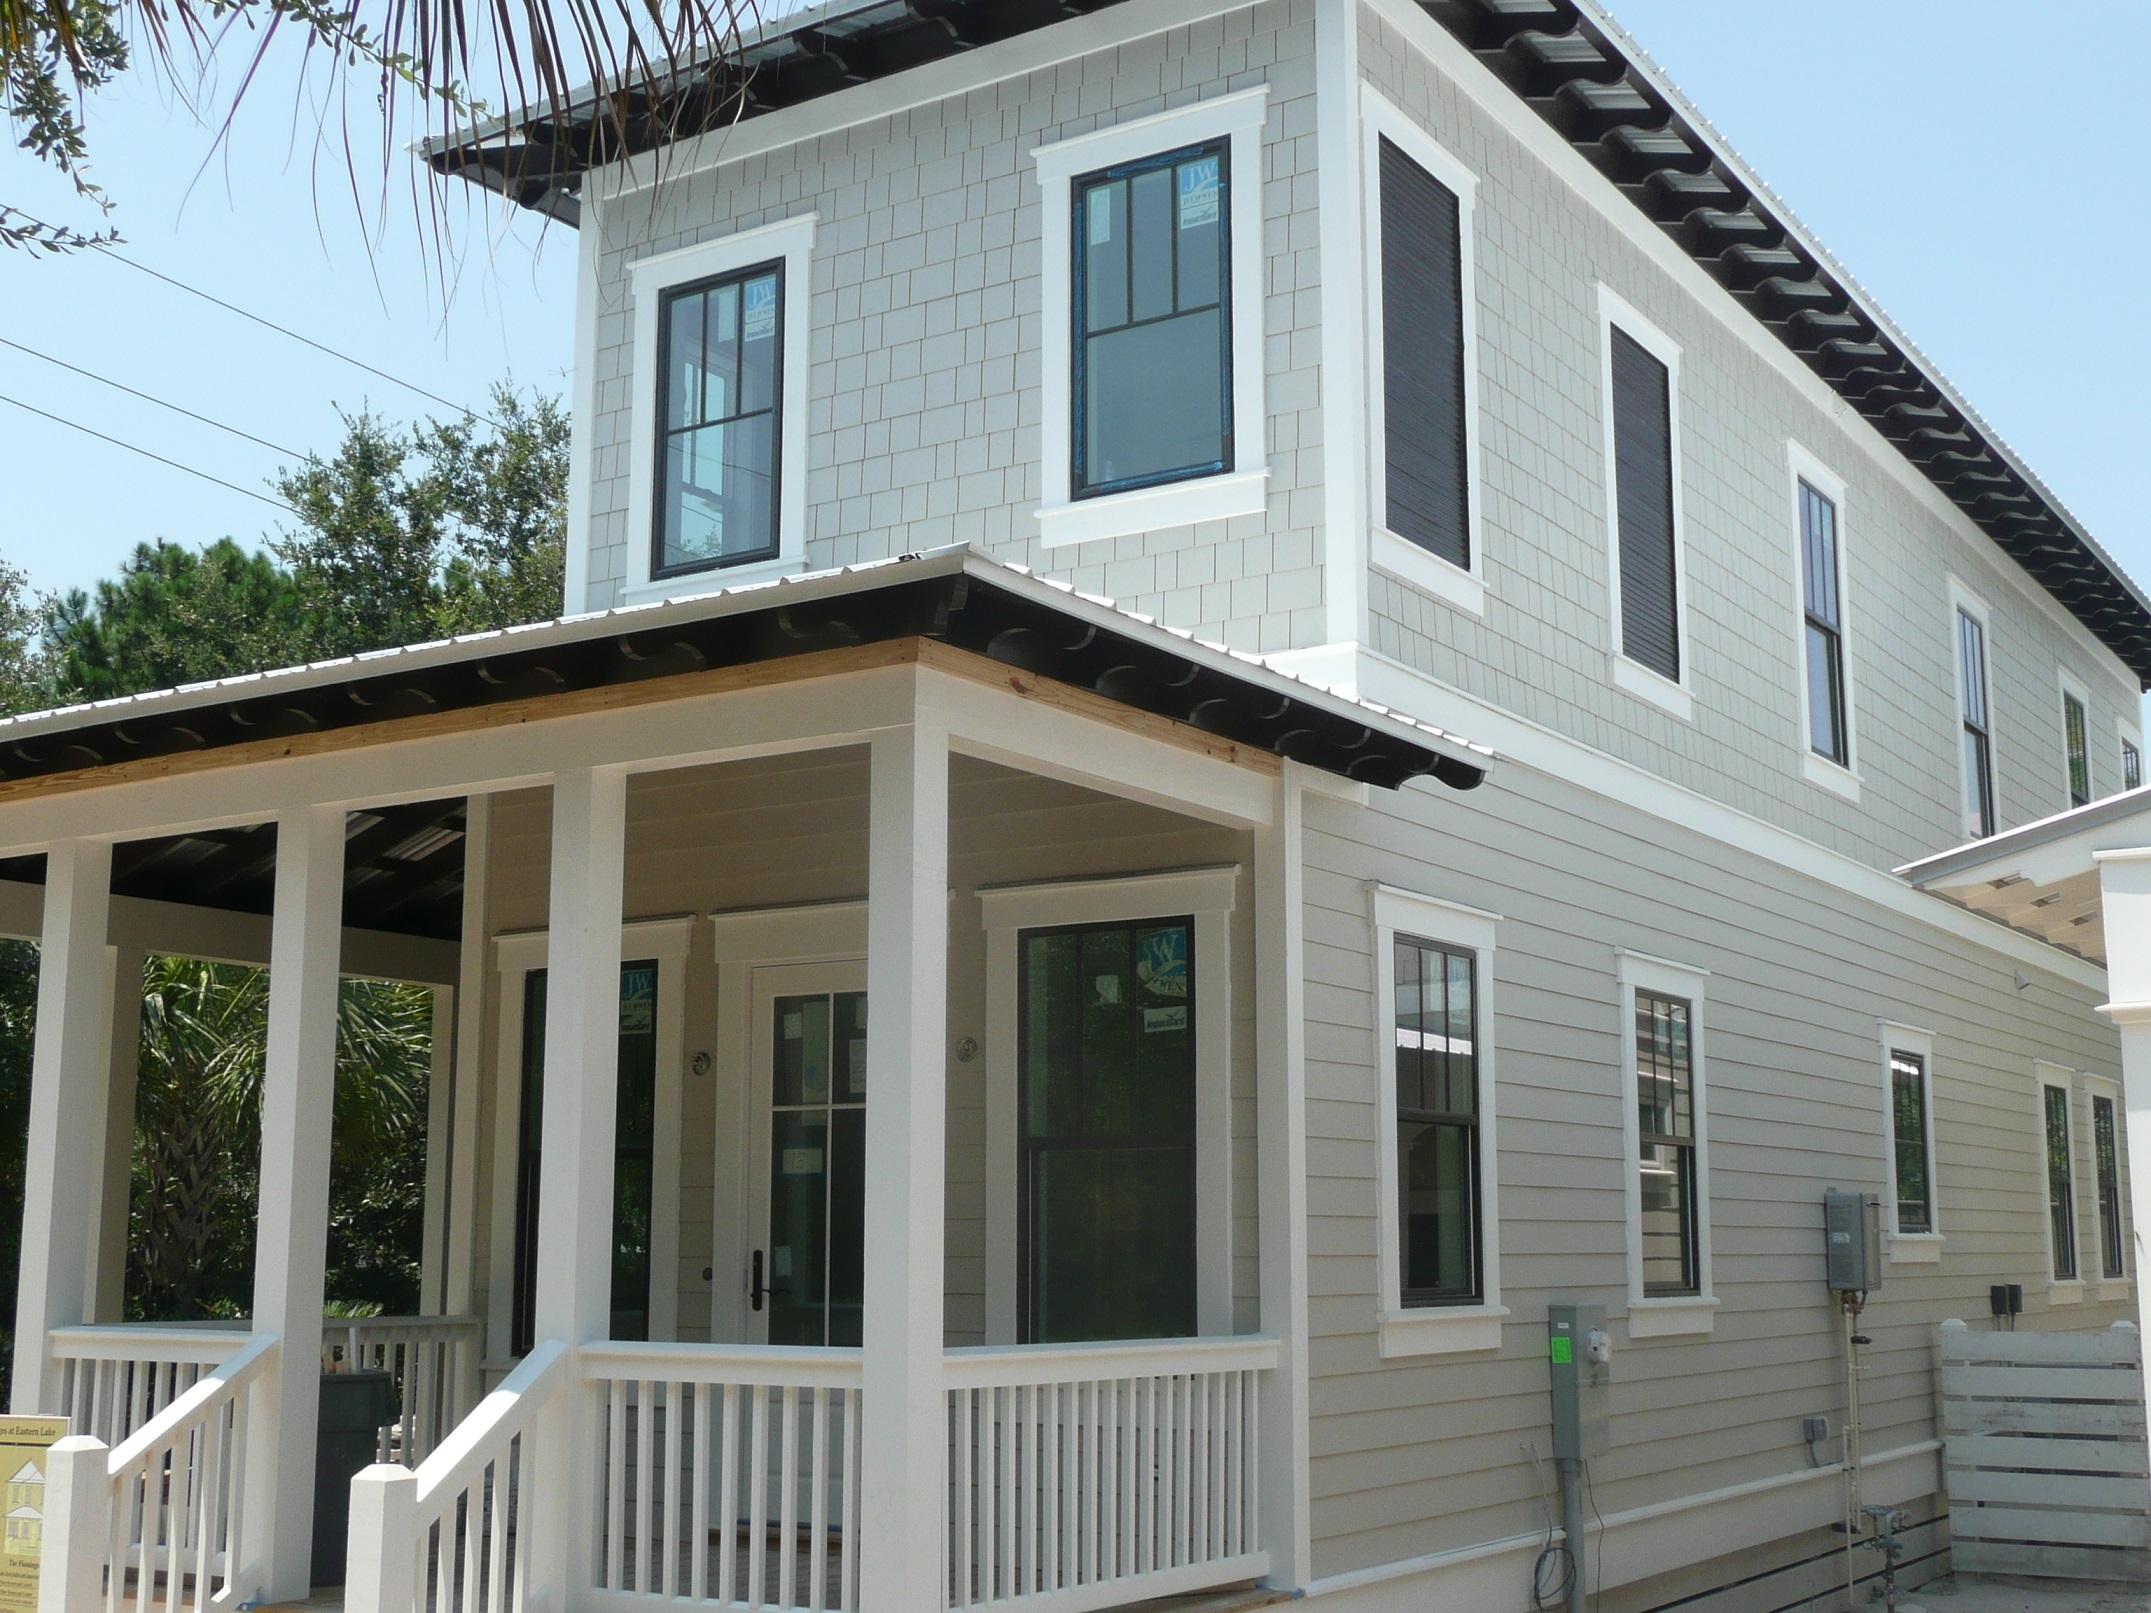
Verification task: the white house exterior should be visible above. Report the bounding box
[6,1,2149,1610]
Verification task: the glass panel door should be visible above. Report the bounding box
[747,962,868,1347]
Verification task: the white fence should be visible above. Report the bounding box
[49,1323,250,1449]
[943,1336,1277,1613]
[39,1331,279,1613]
[1940,1318,2151,1581]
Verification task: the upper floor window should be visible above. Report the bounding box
[2062,680,2091,809]
[2124,734,2143,792]
[1364,92,1483,615]
[623,214,816,605]
[1597,289,1689,719]
[1799,478,1848,767]
[1619,950,1714,1336]
[1034,90,1268,548]
[656,264,782,577]
[1954,595,1996,838]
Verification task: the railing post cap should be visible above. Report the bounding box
[49,1433,110,1454]
[352,1461,418,1486]
[1939,1318,1968,1332]
[2114,1320,2140,1333]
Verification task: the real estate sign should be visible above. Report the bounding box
[0,1418,66,1613]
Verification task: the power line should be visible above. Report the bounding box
[0,335,310,461]
[0,393,296,516]
[93,248,502,429]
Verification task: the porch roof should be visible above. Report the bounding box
[1897,791,2151,968]
[0,548,1493,937]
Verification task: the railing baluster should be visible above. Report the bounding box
[717,1384,740,1608]
[843,1386,861,1613]
[691,1384,713,1603]
[636,1378,657,1596]
[605,1376,627,1591]
[779,1384,799,1611]
[663,1377,683,1600]
[810,1386,831,1613]
[747,1384,769,1612]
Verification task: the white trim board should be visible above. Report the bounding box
[1265,640,2111,995]
[979,866,1239,1343]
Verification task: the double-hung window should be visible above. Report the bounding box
[1035,90,1268,547]
[1619,951,1713,1336]
[1372,886,1504,1357]
[1889,1050,1932,1234]
[2093,1089,2126,1282]
[2062,681,2091,809]
[623,214,815,605]
[2039,1068,2080,1288]
[1598,289,1689,717]
[2124,734,2143,793]
[1799,477,1848,766]
[1954,594,1996,838]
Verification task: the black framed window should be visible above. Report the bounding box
[2064,691,2091,808]
[1888,1050,1932,1236]
[1018,917,1197,1343]
[655,262,782,578]
[1378,137,1469,570]
[2044,1082,2078,1282]
[2094,1092,2125,1280]
[1608,328,1681,681]
[1799,479,1848,766]
[766,990,867,1348]
[2124,739,2142,793]
[511,960,660,1355]
[1958,608,1995,838]
[1635,991,1699,1296]
[1071,142,1230,498]
[1392,937,1481,1305]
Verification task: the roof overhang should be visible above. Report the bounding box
[1897,791,2151,968]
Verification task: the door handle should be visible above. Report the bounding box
[750,1249,767,1312]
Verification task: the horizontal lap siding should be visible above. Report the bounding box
[1356,3,2140,875]
[1301,761,2130,1580]
[471,754,1258,1353]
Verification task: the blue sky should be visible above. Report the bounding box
[2,2,2144,627]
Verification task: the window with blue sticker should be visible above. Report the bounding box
[654,261,783,577]
[1071,142,1231,498]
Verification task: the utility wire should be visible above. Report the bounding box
[0,393,296,516]
[93,247,502,428]
[0,335,310,461]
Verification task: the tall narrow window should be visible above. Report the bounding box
[1392,936,1481,1304]
[1888,1049,1932,1235]
[654,263,783,578]
[1800,479,1848,766]
[2044,1081,2078,1283]
[1636,991,1699,1296]
[2094,1092,2125,1280]
[1071,142,1231,499]
[1607,327,1682,684]
[2125,737,2143,792]
[1379,137,1469,571]
[2064,689,2091,808]
[1958,607,1995,838]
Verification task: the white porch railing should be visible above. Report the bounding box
[49,1323,251,1449]
[942,1336,1278,1613]
[39,1330,279,1613]
[324,1313,483,1465]
[581,1341,865,1612]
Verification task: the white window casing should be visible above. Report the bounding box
[1948,575,1998,837]
[2036,1060,2084,1303]
[1876,1020,1941,1262]
[1032,88,1270,549]
[1360,89,1486,618]
[1368,884,1505,1357]
[621,213,818,605]
[979,866,1240,1343]
[2118,713,2144,794]
[2082,1071,2130,1299]
[1616,948,1716,1337]
[1595,286,1694,722]
[1786,441,1858,801]
[2058,663,2094,809]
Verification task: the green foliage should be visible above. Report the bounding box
[43,538,303,702]
[0,557,45,711]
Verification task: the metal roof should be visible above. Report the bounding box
[426,0,2151,687]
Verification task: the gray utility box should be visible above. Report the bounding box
[1823,1189,1884,1295]
[1548,1302,1610,1461]
[313,1370,398,1588]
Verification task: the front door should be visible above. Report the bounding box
[745,962,868,1347]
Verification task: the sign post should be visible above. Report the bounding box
[0,1417,67,1613]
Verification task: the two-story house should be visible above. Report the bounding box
[7,1,2147,1610]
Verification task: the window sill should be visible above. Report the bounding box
[1372,528,1485,617]
[1036,467,1268,550]
[2049,1280,2086,1307]
[1609,654,1694,722]
[619,554,807,606]
[1627,1296,1717,1338]
[1378,1304,1508,1359]
[2100,1278,2133,1302]
[1801,751,1861,803]
[1886,1233,1943,1265]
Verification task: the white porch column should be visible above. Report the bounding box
[528,766,627,1596]
[9,838,113,1413]
[1252,767,1311,1589]
[91,944,146,1322]
[859,720,950,1613]
[2096,848,2151,1350]
[245,804,348,1599]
